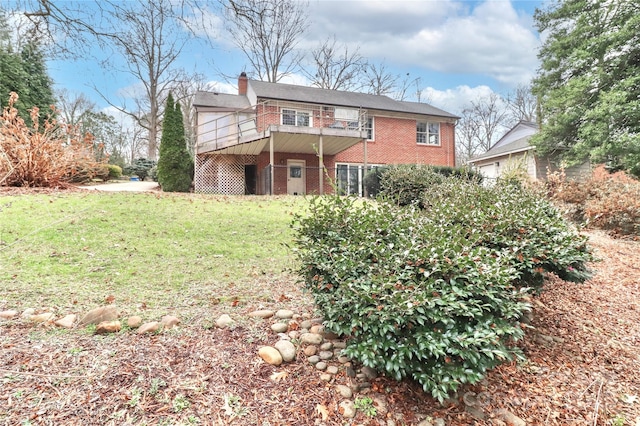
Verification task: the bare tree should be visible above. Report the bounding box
[506,84,537,123]
[362,62,398,96]
[224,0,308,82]
[56,89,95,126]
[462,93,512,153]
[303,36,365,91]
[171,73,217,155]
[394,74,427,102]
[20,0,196,160]
[455,109,482,165]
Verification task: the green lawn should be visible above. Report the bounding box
[0,192,308,322]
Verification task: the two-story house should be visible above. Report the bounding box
[193,73,458,195]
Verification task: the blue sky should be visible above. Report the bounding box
[45,0,549,118]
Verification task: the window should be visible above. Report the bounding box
[417,122,440,145]
[336,164,380,196]
[282,109,311,127]
[364,117,374,140]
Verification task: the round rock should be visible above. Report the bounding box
[308,355,320,365]
[0,310,18,320]
[137,321,160,334]
[274,340,296,362]
[271,322,289,333]
[275,309,294,319]
[300,332,323,345]
[127,316,142,328]
[361,366,378,379]
[319,350,334,360]
[95,320,121,334]
[315,361,327,371]
[339,400,356,418]
[248,309,274,319]
[319,342,333,351]
[55,314,77,329]
[258,346,283,366]
[336,384,353,398]
[304,345,318,356]
[30,312,55,323]
[160,315,180,329]
[216,314,235,328]
[326,365,339,375]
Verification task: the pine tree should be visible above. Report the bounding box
[157,93,193,192]
[0,26,55,127]
[19,41,56,126]
[532,0,640,177]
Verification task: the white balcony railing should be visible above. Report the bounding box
[196,99,368,153]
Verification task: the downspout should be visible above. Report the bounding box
[361,107,368,197]
[318,134,324,195]
[363,137,368,197]
[269,133,274,195]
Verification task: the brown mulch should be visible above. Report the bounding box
[1,231,639,425]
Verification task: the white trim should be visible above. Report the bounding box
[281,108,313,127]
[416,121,440,146]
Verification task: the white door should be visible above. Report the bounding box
[287,160,306,195]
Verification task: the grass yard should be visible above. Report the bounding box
[0,192,308,323]
[1,189,639,425]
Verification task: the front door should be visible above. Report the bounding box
[287,160,306,195]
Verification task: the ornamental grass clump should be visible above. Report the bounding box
[292,177,593,402]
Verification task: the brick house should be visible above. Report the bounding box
[193,73,458,195]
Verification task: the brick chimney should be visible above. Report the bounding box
[238,72,248,95]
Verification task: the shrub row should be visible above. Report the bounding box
[293,176,592,401]
[364,164,482,201]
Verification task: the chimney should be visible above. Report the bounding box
[238,72,248,95]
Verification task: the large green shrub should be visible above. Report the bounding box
[364,165,482,203]
[157,94,193,192]
[293,178,593,401]
[376,164,445,207]
[123,158,156,181]
[107,164,122,180]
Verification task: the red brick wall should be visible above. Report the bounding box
[335,116,455,166]
[257,152,336,195]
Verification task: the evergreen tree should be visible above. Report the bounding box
[0,20,55,127]
[157,93,193,192]
[532,0,640,177]
[19,41,56,126]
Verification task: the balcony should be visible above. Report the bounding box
[196,100,369,156]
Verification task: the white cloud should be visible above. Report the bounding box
[205,80,237,94]
[305,0,540,88]
[102,106,136,131]
[422,85,499,115]
[181,6,229,46]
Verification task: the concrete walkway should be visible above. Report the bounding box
[81,181,160,192]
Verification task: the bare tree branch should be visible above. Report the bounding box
[224,0,308,82]
[303,36,366,91]
[362,62,397,96]
[506,84,537,123]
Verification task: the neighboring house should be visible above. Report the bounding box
[193,73,458,195]
[467,120,590,181]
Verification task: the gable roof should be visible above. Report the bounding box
[193,91,251,110]
[248,79,459,119]
[469,121,538,163]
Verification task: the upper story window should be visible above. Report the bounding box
[364,117,374,141]
[417,122,440,145]
[282,109,311,127]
